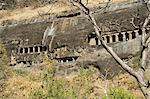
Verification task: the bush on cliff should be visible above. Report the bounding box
[0,42,12,94]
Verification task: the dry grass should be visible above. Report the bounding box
[0,0,128,25]
[64,69,143,98]
[1,67,144,99]
[112,73,144,99]
[2,75,42,99]
[1,54,143,98]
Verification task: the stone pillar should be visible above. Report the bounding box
[134,30,139,37]
[28,47,30,53]
[115,33,119,42]
[10,54,16,66]
[72,58,75,62]
[60,60,63,63]
[22,48,25,53]
[122,32,126,41]
[127,31,133,40]
[18,48,20,53]
[146,27,150,31]
[98,39,101,45]
[32,61,35,65]
[102,36,106,43]
[109,36,113,43]
[66,60,69,63]
[89,38,96,45]
[57,49,60,58]
[33,47,35,53]
[38,46,40,53]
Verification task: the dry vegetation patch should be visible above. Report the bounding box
[0,0,129,25]
[1,66,144,99]
[3,75,42,99]
[0,53,144,98]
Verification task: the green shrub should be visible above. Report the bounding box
[103,87,136,99]
[0,42,11,94]
[0,42,9,78]
[131,53,141,69]
[14,69,29,77]
[30,64,77,99]
[75,67,95,98]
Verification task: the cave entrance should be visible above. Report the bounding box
[30,47,33,53]
[24,48,28,53]
[118,33,123,41]
[132,31,136,39]
[106,36,110,43]
[20,48,23,53]
[35,46,38,52]
[125,32,129,41]
[112,35,116,42]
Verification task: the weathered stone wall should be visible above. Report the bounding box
[0,1,149,66]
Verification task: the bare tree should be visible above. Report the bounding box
[69,0,150,98]
[42,20,57,51]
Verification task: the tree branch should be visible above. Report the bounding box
[69,0,150,98]
[130,18,139,28]
[141,0,150,12]
[146,36,150,46]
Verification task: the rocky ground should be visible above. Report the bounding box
[0,0,148,98]
[0,0,128,25]
[0,54,146,99]
[0,60,144,99]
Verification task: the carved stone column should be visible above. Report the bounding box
[134,30,139,37]
[28,47,30,53]
[115,33,119,42]
[18,48,20,53]
[102,36,106,43]
[122,32,126,41]
[109,36,113,43]
[127,31,133,40]
[33,47,35,53]
[98,38,101,45]
[38,46,40,53]
[22,48,25,53]
[72,58,75,62]
[89,38,96,45]
[60,60,63,63]
[146,27,150,31]
[66,60,69,63]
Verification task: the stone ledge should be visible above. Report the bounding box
[0,0,141,27]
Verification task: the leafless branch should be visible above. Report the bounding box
[145,33,150,46]
[130,18,139,28]
[91,0,112,14]
[140,0,150,12]
[37,2,54,17]
[69,0,150,98]
[140,11,150,71]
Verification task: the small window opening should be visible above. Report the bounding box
[95,38,99,45]
[20,48,23,53]
[35,46,38,52]
[102,37,105,40]
[125,32,129,41]
[132,32,136,39]
[40,46,42,52]
[30,47,33,53]
[106,36,110,43]
[43,46,47,51]
[24,48,28,53]
[118,33,123,41]
[112,35,116,42]
[138,29,142,35]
